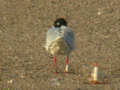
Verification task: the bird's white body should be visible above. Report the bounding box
[45,26,74,56]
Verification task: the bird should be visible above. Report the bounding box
[89,63,105,84]
[45,18,75,74]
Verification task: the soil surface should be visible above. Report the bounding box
[0,0,120,90]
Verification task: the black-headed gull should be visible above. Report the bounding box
[45,18,75,74]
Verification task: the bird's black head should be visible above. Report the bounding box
[54,18,67,28]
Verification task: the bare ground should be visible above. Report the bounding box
[0,0,120,90]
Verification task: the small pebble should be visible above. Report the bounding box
[7,79,13,84]
[97,11,102,15]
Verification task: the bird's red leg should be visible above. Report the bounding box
[66,56,69,65]
[65,56,69,73]
[53,56,57,74]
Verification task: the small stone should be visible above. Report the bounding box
[7,79,13,84]
[20,75,25,78]
[97,11,102,15]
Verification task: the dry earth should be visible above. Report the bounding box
[0,0,120,90]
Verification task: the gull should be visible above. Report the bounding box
[45,18,75,74]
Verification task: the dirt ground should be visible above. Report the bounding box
[0,0,120,90]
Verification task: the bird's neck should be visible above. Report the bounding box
[60,26,67,29]
[54,25,67,30]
